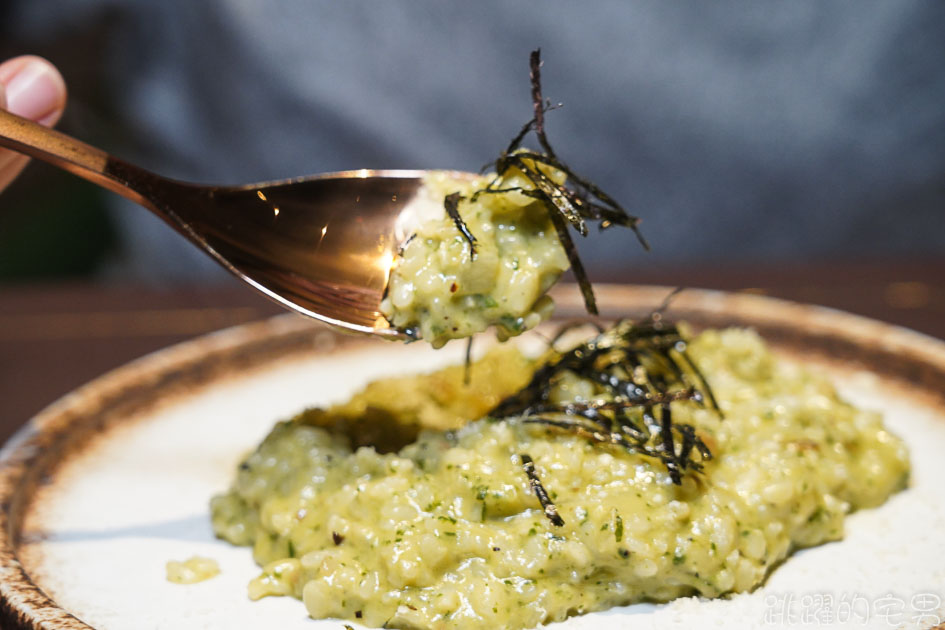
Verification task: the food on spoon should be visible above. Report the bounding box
[381,50,647,347]
[211,319,909,629]
[381,168,570,348]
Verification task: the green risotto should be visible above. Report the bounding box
[211,328,909,629]
[380,169,569,348]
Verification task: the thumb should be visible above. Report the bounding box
[0,55,67,125]
[0,56,67,192]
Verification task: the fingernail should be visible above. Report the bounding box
[4,60,65,124]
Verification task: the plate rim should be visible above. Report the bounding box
[2,284,944,630]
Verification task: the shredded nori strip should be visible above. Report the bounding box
[444,49,649,316]
[444,192,477,257]
[491,313,720,486]
[463,336,474,385]
[520,453,565,527]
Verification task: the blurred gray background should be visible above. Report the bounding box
[1,0,943,283]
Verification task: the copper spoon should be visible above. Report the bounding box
[0,108,472,338]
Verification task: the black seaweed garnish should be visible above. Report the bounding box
[492,314,720,491]
[463,336,474,385]
[520,453,565,527]
[444,192,477,257]
[445,49,649,315]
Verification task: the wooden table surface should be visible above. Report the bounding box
[1,257,943,445]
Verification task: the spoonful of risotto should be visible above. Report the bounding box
[0,50,646,344]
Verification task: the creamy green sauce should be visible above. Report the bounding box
[211,328,908,629]
[381,168,569,348]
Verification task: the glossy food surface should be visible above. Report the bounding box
[381,170,568,347]
[211,328,908,629]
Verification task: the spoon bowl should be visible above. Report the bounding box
[0,108,470,337]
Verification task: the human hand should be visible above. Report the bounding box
[0,56,67,192]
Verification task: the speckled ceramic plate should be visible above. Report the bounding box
[1,285,944,630]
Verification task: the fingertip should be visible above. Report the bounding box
[0,55,68,126]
